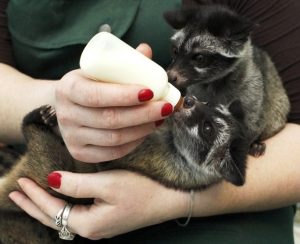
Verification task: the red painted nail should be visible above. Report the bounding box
[161,103,173,117]
[47,172,61,189]
[138,89,154,102]
[155,120,165,127]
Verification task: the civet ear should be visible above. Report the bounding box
[220,138,248,186]
[207,8,256,42]
[163,10,188,30]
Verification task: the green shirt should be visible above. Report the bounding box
[7,0,180,79]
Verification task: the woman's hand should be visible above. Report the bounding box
[54,44,172,163]
[9,171,188,240]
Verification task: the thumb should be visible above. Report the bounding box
[47,171,109,199]
[136,43,153,59]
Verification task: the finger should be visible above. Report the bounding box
[10,188,99,238]
[68,138,144,162]
[16,178,66,220]
[136,43,153,59]
[9,191,59,230]
[72,123,155,147]
[48,171,119,200]
[60,101,171,129]
[59,71,153,108]
[48,172,101,198]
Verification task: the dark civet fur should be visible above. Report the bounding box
[164,2,290,155]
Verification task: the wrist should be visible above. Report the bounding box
[160,188,191,221]
[34,79,57,107]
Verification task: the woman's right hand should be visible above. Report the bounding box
[54,44,173,163]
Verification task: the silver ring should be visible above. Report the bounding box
[59,226,75,241]
[62,203,72,226]
[54,205,65,228]
[58,203,76,240]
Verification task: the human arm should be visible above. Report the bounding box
[9,123,300,239]
[193,123,300,216]
[0,0,41,142]
[0,63,55,143]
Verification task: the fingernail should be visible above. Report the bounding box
[47,172,61,189]
[138,89,154,102]
[161,103,173,117]
[155,120,165,127]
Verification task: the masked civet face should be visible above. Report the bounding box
[164,4,254,89]
[172,96,249,186]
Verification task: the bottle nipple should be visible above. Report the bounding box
[174,96,184,111]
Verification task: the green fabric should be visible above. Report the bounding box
[6,0,296,243]
[7,0,140,79]
[74,207,295,244]
[122,0,181,68]
[7,0,180,79]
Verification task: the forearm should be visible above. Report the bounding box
[0,63,56,143]
[8,124,300,239]
[192,123,300,217]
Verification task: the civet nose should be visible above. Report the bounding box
[183,96,196,109]
[167,70,178,84]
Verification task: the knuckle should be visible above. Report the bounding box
[68,145,85,161]
[73,150,85,162]
[69,78,82,96]
[145,105,155,122]
[64,133,78,149]
[102,108,119,129]
[116,90,133,104]
[56,70,82,100]
[110,148,123,160]
[108,130,123,146]
[60,72,80,94]
[85,84,103,107]
[72,177,84,198]
[39,204,48,214]
[79,227,103,240]
[139,105,155,124]
[110,145,131,160]
[56,110,70,125]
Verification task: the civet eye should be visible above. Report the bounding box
[203,122,213,135]
[183,97,195,109]
[193,53,205,62]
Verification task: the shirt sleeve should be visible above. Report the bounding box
[0,0,15,66]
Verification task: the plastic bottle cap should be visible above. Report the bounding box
[164,83,182,108]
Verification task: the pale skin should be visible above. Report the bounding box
[1,44,300,240]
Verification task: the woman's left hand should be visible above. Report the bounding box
[9,170,188,240]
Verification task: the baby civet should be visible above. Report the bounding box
[0,97,248,243]
[164,3,290,156]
